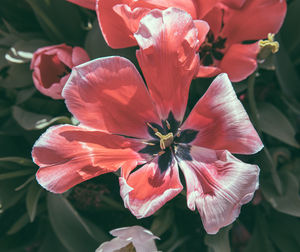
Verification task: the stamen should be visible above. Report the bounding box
[155,132,174,150]
[259,33,279,54]
[176,128,181,137]
[165,120,171,130]
[146,122,158,133]
[142,141,155,146]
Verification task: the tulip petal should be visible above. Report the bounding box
[96,0,139,48]
[120,158,183,218]
[219,42,259,82]
[178,148,259,234]
[222,0,287,44]
[135,8,200,122]
[66,0,96,10]
[63,56,160,139]
[221,0,247,9]
[72,46,90,66]
[182,73,263,154]
[32,125,142,193]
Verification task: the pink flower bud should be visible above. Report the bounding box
[30,44,89,99]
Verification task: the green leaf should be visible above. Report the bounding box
[12,106,71,130]
[5,39,49,64]
[38,229,67,252]
[25,0,85,44]
[257,102,300,148]
[47,194,103,252]
[0,178,26,212]
[1,64,33,88]
[0,157,33,166]
[6,213,30,235]
[26,180,43,222]
[0,169,33,180]
[244,212,276,252]
[262,171,300,217]
[204,225,231,252]
[268,212,300,252]
[275,37,300,100]
[151,208,174,237]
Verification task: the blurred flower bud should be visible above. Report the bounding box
[96,226,159,252]
[30,44,89,99]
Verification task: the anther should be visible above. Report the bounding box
[165,120,171,130]
[147,122,158,133]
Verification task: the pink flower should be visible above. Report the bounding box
[96,0,286,81]
[66,0,96,10]
[96,226,158,252]
[30,44,90,99]
[32,8,263,234]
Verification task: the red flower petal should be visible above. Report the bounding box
[66,0,96,10]
[221,0,247,9]
[96,0,139,49]
[120,158,183,218]
[178,147,259,234]
[222,0,287,44]
[135,8,200,121]
[63,56,161,139]
[33,125,142,193]
[182,73,263,154]
[72,46,90,66]
[219,42,259,82]
[196,65,221,78]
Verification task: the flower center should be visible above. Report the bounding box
[199,31,227,66]
[155,132,174,150]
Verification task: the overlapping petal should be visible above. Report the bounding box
[219,42,259,82]
[66,0,96,10]
[63,56,161,139]
[222,0,287,44]
[120,158,183,218]
[178,147,259,234]
[135,8,201,121]
[182,73,263,154]
[32,125,143,193]
[96,0,205,48]
[96,0,139,49]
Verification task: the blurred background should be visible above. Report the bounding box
[0,0,299,251]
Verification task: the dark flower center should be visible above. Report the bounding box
[199,31,227,66]
[139,112,198,172]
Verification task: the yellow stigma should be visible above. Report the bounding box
[155,132,174,150]
[259,33,279,54]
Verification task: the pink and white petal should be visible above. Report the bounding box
[194,20,210,45]
[178,148,259,234]
[110,226,159,252]
[120,158,183,218]
[113,4,150,34]
[72,47,90,66]
[222,0,287,44]
[96,237,130,252]
[32,124,143,193]
[182,73,263,154]
[66,0,96,10]
[195,65,221,78]
[135,8,200,122]
[63,56,160,139]
[219,42,259,82]
[96,0,138,49]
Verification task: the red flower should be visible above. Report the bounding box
[30,44,90,99]
[66,0,96,10]
[96,0,286,81]
[32,8,263,234]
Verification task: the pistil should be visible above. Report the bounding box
[155,132,174,150]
